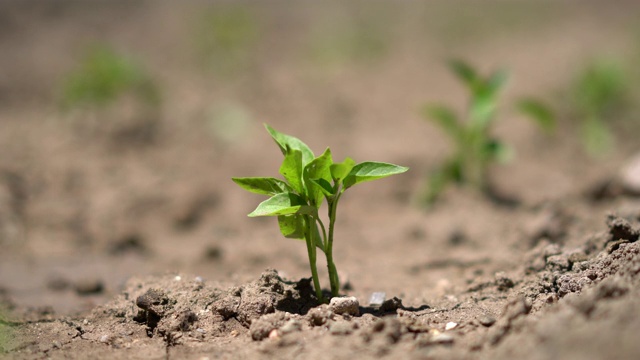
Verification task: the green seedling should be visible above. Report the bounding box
[233,124,408,303]
[61,45,160,110]
[570,59,628,156]
[194,5,259,76]
[307,7,391,72]
[421,60,553,205]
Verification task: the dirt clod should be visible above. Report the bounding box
[329,296,359,316]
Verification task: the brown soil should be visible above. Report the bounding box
[2,2,640,359]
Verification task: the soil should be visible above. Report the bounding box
[2,2,640,359]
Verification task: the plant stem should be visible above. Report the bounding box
[304,215,324,303]
[326,193,342,297]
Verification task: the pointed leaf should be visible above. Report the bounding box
[330,157,355,182]
[303,148,333,207]
[470,94,498,129]
[248,192,315,217]
[343,162,409,189]
[448,59,479,91]
[310,178,334,197]
[265,124,315,166]
[483,69,508,97]
[517,98,556,133]
[232,177,294,196]
[279,147,305,194]
[278,214,305,239]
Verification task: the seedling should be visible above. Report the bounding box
[570,59,628,156]
[61,44,160,111]
[421,60,553,205]
[233,124,408,303]
[194,5,259,76]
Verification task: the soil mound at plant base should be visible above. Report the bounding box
[5,215,640,359]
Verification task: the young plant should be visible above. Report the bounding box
[232,124,408,303]
[421,60,553,205]
[570,59,628,156]
[60,44,162,144]
[61,44,160,111]
[194,4,259,76]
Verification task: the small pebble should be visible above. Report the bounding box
[196,328,206,334]
[174,275,182,281]
[432,333,454,344]
[268,329,279,339]
[445,322,458,331]
[329,296,360,316]
[99,334,111,344]
[620,153,640,195]
[52,341,62,349]
[194,276,204,283]
[230,330,239,337]
[478,315,496,327]
[368,292,386,307]
[74,279,104,295]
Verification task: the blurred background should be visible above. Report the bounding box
[1,1,640,316]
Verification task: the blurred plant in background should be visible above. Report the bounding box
[59,44,162,145]
[420,60,554,206]
[568,59,630,157]
[61,44,160,110]
[306,6,392,72]
[193,4,259,77]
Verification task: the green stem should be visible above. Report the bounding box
[326,192,342,297]
[304,215,324,303]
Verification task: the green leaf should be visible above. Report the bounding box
[517,98,556,133]
[303,148,333,207]
[484,69,508,98]
[310,178,334,197]
[422,104,461,140]
[278,214,305,239]
[265,124,315,166]
[448,59,479,91]
[484,139,513,163]
[232,177,293,196]
[343,161,409,189]
[248,192,315,217]
[280,147,305,194]
[330,157,356,182]
[470,93,498,129]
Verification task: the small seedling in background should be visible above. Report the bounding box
[421,60,554,206]
[194,4,259,76]
[61,45,160,111]
[307,8,391,72]
[59,44,161,144]
[233,124,408,303]
[570,59,628,157]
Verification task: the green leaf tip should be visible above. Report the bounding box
[343,161,409,189]
[264,123,315,166]
[232,177,293,196]
[247,192,315,217]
